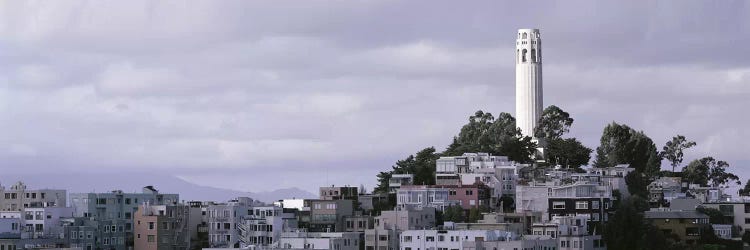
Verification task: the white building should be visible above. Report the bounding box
[238,206,298,247]
[21,207,74,239]
[276,231,361,250]
[207,197,262,248]
[515,28,543,138]
[0,182,66,212]
[396,186,457,211]
[399,229,555,250]
[435,153,520,207]
[532,216,606,250]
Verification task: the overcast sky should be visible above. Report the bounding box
[1,1,749,193]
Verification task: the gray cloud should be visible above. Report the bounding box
[1,1,749,192]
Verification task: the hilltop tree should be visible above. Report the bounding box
[534,105,574,140]
[545,138,592,169]
[593,122,661,177]
[682,157,740,187]
[740,180,750,196]
[659,135,697,172]
[444,111,537,163]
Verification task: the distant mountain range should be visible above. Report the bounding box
[0,173,316,203]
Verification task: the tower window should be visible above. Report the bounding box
[522,49,528,63]
[522,32,527,39]
[531,49,536,63]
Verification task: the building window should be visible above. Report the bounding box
[576,201,589,210]
[148,222,154,230]
[552,202,565,210]
[147,235,155,242]
[592,201,600,209]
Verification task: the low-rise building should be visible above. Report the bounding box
[305,199,354,233]
[206,197,260,248]
[320,187,359,201]
[389,175,414,193]
[21,207,74,239]
[396,186,458,211]
[644,210,710,245]
[277,231,362,250]
[365,207,436,250]
[237,206,297,247]
[0,182,66,212]
[133,203,202,250]
[532,215,605,250]
[399,229,556,250]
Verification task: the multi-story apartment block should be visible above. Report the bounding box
[343,215,373,232]
[647,177,685,207]
[304,199,354,233]
[365,207,436,250]
[532,215,606,250]
[21,207,74,239]
[320,186,359,201]
[0,182,66,211]
[69,186,179,250]
[277,231,362,250]
[206,197,260,248]
[399,229,556,250]
[388,175,414,193]
[237,206,297,247]
[547,183,613,223]
[703,200,750,234]
[435,153,519,208]
[396,186,458,211]
[645,210,710,245]
[60,217,98,250]
[358,193,389,212]
[133,203,202,250]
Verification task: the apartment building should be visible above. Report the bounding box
[69,186,179,250]
[21,207,74,239]
[305,199,354,233]
[237,206,297,247]
[364,207,436,250]
[277,231,362,250]
[320,186,359,201]
[60,217,99,250]
[0,182,66,211]
[645,210,710,245]
[396,186,458,211]
[206,197,260,248]
[532,215,606,250]
[389,175,414,193]
[703,200,750,234]
[133,203,202,250]
[343,215,373,232]
[547,183,613,222]
[399,229,556,250]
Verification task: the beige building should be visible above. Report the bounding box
[0,182,66,211]
[134,203,202,250]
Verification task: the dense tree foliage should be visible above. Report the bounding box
[534,105,573,140]
[604,196,650,250]
[444,111,537,163]
[533,105,592,169]
[740,180,750,196]
[442,205,465,223]
[682,157,740,187]
[659,135,697,172]
[545,138,592,169]
[625,171,648,198]
[374,147,440,193]
[593,122,661,177]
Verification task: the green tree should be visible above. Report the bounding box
[683,157,740,187]
[534,105,574,139]
[659,135,696,172]
[739,179,750,196]
[625,171,648,199]
[545,138,592,169]
[467,207,481,223]
[593,122,661,177]
[442,205,465,223]
[444,111,537,163]
[604,196,650,250]
[374,171,392,194]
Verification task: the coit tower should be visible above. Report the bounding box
[515,28,543,138]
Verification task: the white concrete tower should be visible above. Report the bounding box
[515,28,543,138]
